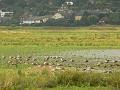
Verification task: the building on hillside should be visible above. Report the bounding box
[63,10,74,19]
[74,11,84,21]
[75,16,82,21]
[20,15,52,25]
[0,10,13,18]
[65,1,74,6]
[0,10,13,23]
[52,13,64,19]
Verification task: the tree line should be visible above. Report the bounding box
[0,0,120,26]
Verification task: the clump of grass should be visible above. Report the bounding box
[55,71,106,87]
[0,69,120,89]
[106,72,120,89]
[55,70,120,89]
[0,70,19,89]
[34,68,57,88]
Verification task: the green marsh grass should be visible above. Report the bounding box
[0,69,119,89]
[0,25,120,55]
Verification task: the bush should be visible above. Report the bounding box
[108,13,120,24]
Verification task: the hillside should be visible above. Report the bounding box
[0,0,120,26]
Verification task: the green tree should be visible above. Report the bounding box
[108,13,120,24]
[87,15,99,25]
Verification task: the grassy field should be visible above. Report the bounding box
[0,25,120,90]
[0,25,120,55]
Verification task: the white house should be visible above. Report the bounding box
[66,1,74,5]
[20,15,52,25]
[0,10,13,17]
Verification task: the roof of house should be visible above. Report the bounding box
[22,15,52,21]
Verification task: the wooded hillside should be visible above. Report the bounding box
[0,0,120,26]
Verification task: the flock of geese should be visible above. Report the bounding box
[0,55,120,73]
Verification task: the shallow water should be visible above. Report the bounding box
[61,49,120,60]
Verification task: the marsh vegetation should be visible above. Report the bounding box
[0,26,120,90]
